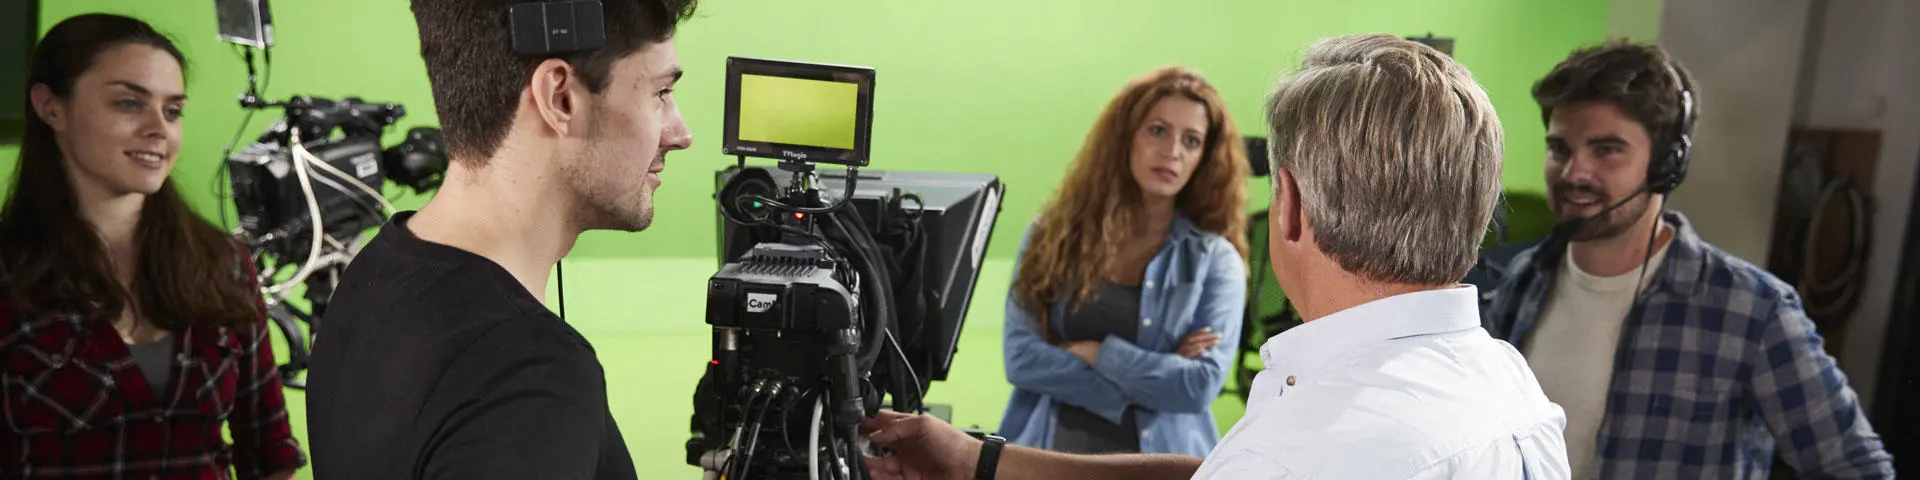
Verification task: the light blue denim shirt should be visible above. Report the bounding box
[997,214,1247,458]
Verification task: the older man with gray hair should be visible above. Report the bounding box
[856,33,1571,480]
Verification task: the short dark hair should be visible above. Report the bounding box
[410,0,698,165]
[1532,40,1694,148]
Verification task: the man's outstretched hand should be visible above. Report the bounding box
[861,410,1205,480]
[860,410,984,480]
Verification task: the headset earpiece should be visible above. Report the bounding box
[1648,59,1695,195]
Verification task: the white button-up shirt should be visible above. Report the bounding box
[1193,286,1571,479]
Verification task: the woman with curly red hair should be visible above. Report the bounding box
[999,66,1250,457]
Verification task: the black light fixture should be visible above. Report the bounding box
[1407,33,1456,57]
[1244,136,1270,177]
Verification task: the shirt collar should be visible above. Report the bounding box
[1652,210,1712,295]
[1167,213,1201,243]
[1259,285,1484,379]
[1524,210,1713,299]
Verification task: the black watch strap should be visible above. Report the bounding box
[974,434,1006,480]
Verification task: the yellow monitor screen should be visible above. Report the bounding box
[736,74,859,150]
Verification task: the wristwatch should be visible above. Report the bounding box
[974,433,1006,480]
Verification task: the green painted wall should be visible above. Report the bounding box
[3,1,1613,477]
[8,0,1604,259]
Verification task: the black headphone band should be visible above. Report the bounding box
[509,0,607,56]
[1648,58,1695,195]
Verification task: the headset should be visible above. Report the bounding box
[1647,59,1696,195]
[1549,58,1698,241]
[509,0,607,55]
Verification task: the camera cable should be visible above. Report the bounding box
[217,44,272,230]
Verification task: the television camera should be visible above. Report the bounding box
[212,0,448,389]
[688,57,1006,480]
[224,94,447,388]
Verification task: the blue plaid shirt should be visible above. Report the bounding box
[1482,211,1893,479]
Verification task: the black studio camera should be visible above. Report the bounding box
[227,95,445,261]
[211,0,451,389]
[224,94,447,389]
[688,57,1006,480]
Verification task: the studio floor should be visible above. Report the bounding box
[267,258,1250,478]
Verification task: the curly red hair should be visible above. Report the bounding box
[1013,67,1250,341]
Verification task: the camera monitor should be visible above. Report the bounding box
[722,57,876,166]
[214,0,274,48]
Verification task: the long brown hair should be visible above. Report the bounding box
[1013,67,1250,339]
[0,14,259,330]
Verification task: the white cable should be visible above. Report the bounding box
[346,232,372,257]
[303,168,375,216]
[265,252,351,303]
[810,395,825,480]
[301,145,396,215]
[264,133,327,296]
[1800,175,1869,317]
[884,329,925,410]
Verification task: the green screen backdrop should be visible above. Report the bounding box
[1,0,1613,477]
[3,0,1605,260]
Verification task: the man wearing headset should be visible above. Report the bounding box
[305,0,696,478]
[1481,41,1894,478]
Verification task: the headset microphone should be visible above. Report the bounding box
[1550,184,1651,240]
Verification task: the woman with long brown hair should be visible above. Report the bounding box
[0,14,305,479]
[998,66,1250,457]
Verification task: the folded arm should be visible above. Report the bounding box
[1003,296,1133,423]
[1090,243,1246,413]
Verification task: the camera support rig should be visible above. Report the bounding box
[694,157,877,480]
[226,94,446,389]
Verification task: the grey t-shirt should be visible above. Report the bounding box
[1052,281,1144,454]
[128,334,175,393]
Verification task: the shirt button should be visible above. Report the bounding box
[153,412,164,423]
[1141,429,1152,439]
[1142,318,1153,327]
[1286,375,1296,386]
[176,353,189,364]
[49,354,66,367]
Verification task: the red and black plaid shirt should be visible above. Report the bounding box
[0,266,307,478]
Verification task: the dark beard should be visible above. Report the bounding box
[1559,192,1654,242]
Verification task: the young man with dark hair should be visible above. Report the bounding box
[304,0,697,477]
[1482,40,1894,478]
